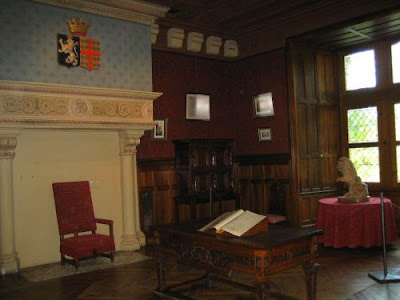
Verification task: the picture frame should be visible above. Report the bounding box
[258,128,272,142]
[253,92,274,118]
[186,93,210,121]
[153,118,167,140]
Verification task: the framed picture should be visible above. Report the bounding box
[186,93,210,121]
[153,118,167,140]
[258,128,272,142]
[253,92,274,118]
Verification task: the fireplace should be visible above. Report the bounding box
[0,80,161,273]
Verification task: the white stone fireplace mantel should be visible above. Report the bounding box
[0,80,162,274]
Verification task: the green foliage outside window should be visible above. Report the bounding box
[347,107,379,182]
[347,107,378,143]
[349,147,380,182]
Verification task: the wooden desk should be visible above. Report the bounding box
[316,197,398,248]
[152,222,323,300]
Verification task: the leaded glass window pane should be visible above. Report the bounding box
[344,50,376,91]
[392,41,400,84]
[347,107,378,143]
[349,147,380,182]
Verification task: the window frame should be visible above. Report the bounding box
[339,36,400,189]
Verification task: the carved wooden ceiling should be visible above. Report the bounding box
[145,0,400,57]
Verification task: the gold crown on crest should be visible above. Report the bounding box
[66,18,90,36]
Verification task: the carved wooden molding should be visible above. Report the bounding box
[33,0,169,26]
[161,238,255,270]
[0,80,162,130]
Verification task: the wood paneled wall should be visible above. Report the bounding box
[138,158,178,226]
[287,42,341,227]
[138,154,291,229]
[236,154,290,219]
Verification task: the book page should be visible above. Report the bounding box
[198,209,244,232]
[220,210,266,236]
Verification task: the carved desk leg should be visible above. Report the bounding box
[256,281,270,300]
[156,254,166,293]
[303,262,320,300]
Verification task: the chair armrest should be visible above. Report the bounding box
[95,218,114,237]
[95,218,113,225]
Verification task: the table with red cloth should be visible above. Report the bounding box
[316,197,398,248]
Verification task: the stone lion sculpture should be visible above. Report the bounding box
[336,156,369,203]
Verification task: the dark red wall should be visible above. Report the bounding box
[137,49,289,159]
[231,49,289,155]
[137,51,235,159]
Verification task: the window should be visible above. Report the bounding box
[344,50,376,91]
[395,103,400,181]
[342,38,400,187]
[347,107,380,182]
[347,107,378,144]
[392,41,400,84]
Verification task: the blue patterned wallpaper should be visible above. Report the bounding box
[0,0,152,91]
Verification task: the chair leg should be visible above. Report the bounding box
[110,252,115,263]
[61,254,66,265]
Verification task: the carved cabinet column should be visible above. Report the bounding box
[0,129,20,274]
[119,130,145,250]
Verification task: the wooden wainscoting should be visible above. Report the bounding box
[138,158,179,228]
[236,154,290,219]
[298,192,336,228]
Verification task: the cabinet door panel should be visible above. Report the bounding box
[195,148,208,167]
[174,139,235,222]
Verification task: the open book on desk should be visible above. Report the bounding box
[198,209,268,237]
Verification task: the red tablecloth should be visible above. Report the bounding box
[316,197,398,248]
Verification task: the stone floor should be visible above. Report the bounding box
[19,251,149,283]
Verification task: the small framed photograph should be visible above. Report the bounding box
[153,118,167,140]
[258,128,272,142]
[253,92,274,118]
[186,93,210,121]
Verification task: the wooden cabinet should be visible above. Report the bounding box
[174,139,238,222]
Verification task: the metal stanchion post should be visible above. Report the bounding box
[209,186,212,218]
[368,193,400,283]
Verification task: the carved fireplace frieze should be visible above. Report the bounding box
[0,80,162,131]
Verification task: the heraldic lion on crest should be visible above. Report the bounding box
[336,156,369,202]
[58,35,79,67]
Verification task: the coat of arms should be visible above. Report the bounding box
[57,18,100,71]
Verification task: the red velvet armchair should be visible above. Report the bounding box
[52,181,115,270]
